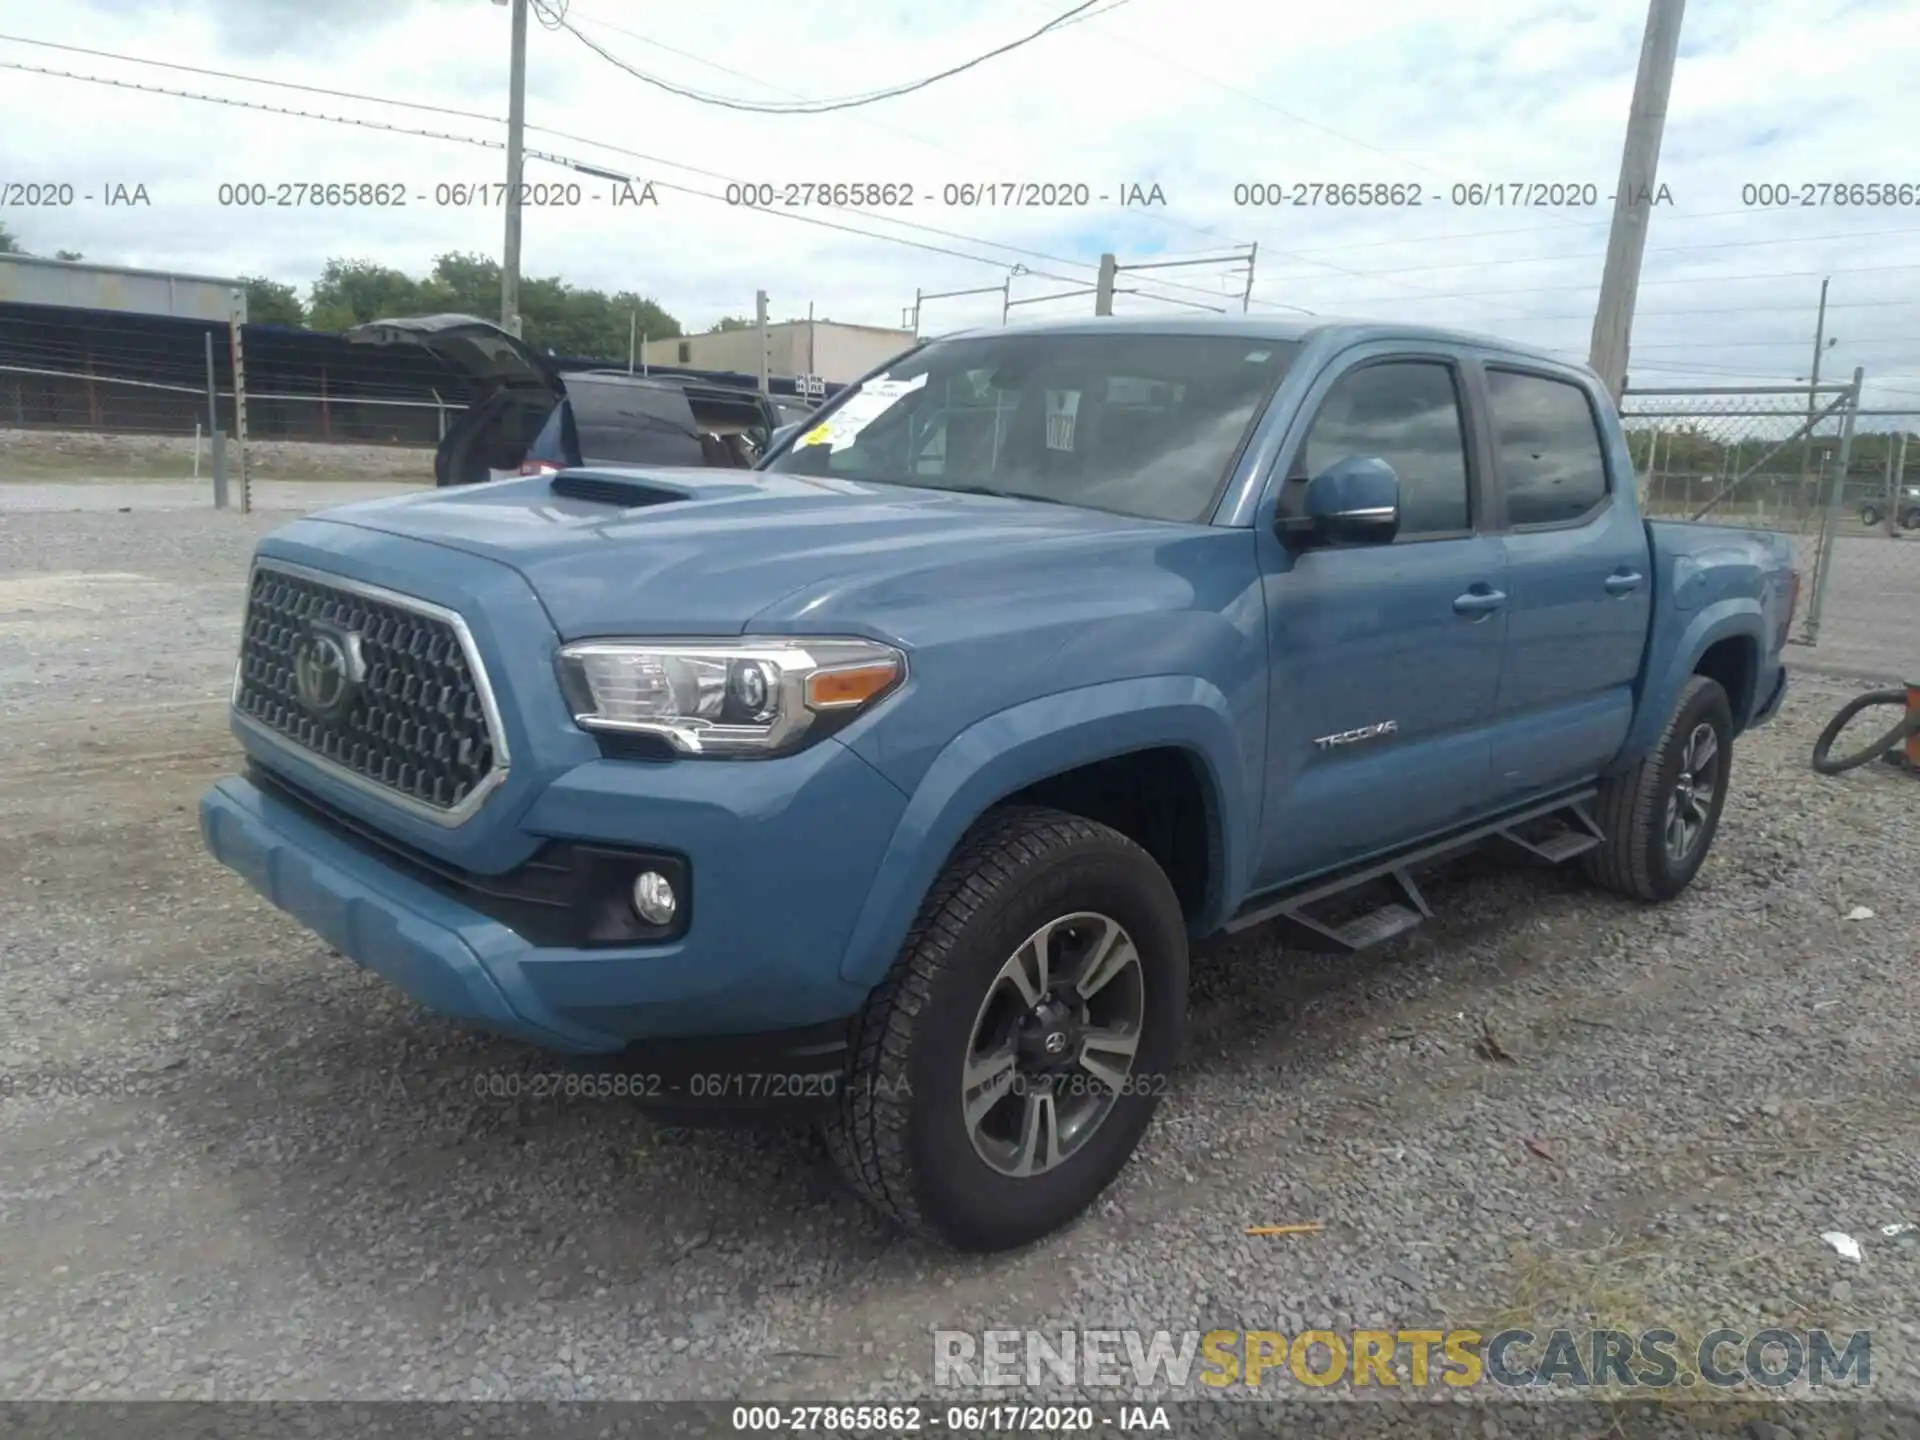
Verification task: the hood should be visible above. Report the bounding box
[307,468,1184,639]
[345,313,562,402]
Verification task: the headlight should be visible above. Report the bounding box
[555,637,906,757]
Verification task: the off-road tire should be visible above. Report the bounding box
[1583,674,1734,902]
[823,805,1188,1252]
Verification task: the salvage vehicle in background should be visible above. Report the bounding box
[346,314,812,482]
[1859,483,1920,529]
[203,315,1798,1252]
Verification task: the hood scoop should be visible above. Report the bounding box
[550,471,691,509]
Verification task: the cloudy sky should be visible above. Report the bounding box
[5,0,1920,405]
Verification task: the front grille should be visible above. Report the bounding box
[234,563,502,817]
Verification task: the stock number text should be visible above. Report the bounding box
[1743,182,1920,207]
[217,182,409,208]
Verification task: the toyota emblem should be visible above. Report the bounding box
[293,623,365,720]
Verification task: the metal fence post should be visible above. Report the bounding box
[204,329,219,465]
[1801,367,1864,645]
[210,428,229,510]
[228,292,252,513]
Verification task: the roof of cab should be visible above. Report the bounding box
[935,311,1586,374]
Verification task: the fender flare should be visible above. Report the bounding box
[1615,598,1764,770]
[836,675,1255,988]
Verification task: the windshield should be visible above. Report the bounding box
[761,332,1302,523]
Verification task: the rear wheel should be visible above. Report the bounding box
[1902,508,1920,531]
[824,806,1188,1251]
[1861,503,1883,528]
[1584,675,1733,902]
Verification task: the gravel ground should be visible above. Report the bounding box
[2,482,1917,1429]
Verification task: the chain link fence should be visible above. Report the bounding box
[1621,377,1918,678]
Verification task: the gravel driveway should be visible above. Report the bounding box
[2,483,1916,1427]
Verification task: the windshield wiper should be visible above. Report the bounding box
[942,484,1067,506]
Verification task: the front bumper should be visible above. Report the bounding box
[200,732,904,1061]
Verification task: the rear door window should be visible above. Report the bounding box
[564,376,704,467]
[1484,368,1611,527]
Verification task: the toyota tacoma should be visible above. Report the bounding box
[201,316,1798,1251]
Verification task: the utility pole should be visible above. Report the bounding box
[910,287,923,336]
[755,289,770,395]
[500,0,529,336]
[1588,0,1686,401]
[1095,254,1117,317]
[1241,241,1258,313]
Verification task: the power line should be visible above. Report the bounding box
[557,7,1262,278]
[18,45,1920,334]
[0,32,517,127]
[1257,224,1920,282]
[0,30,1612,316]
[0,40,1260,313]
[561,5,1257,263]
[1626,336,1920,350]
[1285,260,1920,310]
[537,0,1126,114]
[0,56,1232,317]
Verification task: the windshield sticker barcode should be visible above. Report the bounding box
[1046,390,1081,451]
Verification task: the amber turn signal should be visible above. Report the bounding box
[806,661,901,710]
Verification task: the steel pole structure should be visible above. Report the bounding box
[755,289,770,395]
[500,0,529,336]
[1886,428,1906,537]
[228,288,251,513]
[1803,367,1865,645]
[1800,277,1830,526]
[205,329,225,510]
[1094,254,1117,316]
[1588,0,1686,401]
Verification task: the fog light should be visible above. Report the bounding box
[631,870,678,926]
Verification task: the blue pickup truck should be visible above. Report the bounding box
[200,315,1798,1251]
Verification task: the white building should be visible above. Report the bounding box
[642,320,917,385]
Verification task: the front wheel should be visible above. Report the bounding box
[1861,504,1883,528]
[1584,675,1733,902]
[824,806,1188,1251]
[1902,508,1920,531]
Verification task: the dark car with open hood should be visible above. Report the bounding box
[346,313,817,484]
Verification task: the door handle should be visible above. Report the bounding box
[1605,571,1644,595]
[1452,587,1507,617]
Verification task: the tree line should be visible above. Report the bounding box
[1,223,703,359]
[1625,421,1918,483]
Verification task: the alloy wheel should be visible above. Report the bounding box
[961,911,1145,1179]
[1664,721,1721,863]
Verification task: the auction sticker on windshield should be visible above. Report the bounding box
[798,373,930,452]
[1045,389,1081,451]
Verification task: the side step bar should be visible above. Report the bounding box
[1224,787,1602,955]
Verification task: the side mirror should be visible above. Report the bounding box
[1279,455,1401,547]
